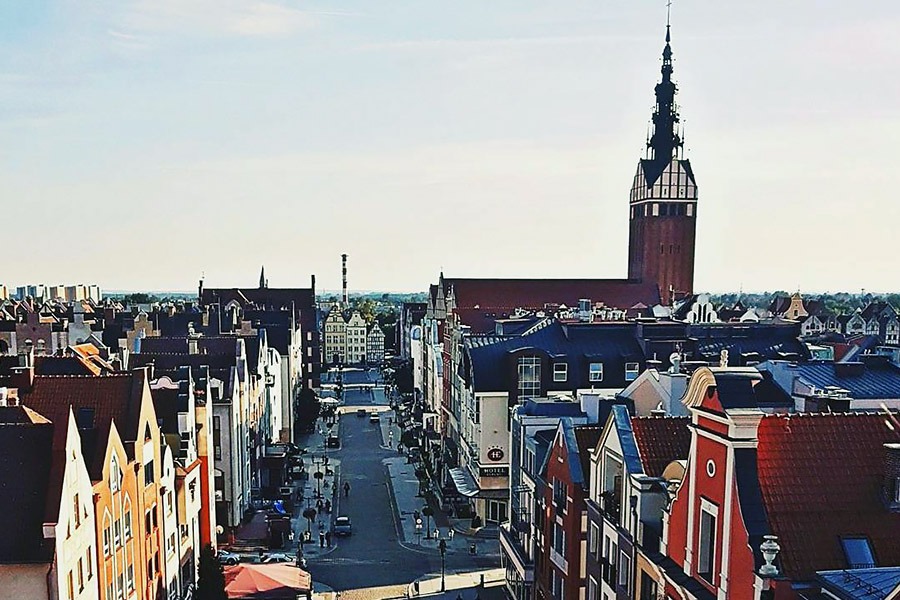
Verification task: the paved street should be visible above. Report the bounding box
[305,385,500,599]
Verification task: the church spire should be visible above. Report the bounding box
[259,265,267,289]
[647,6,683,164]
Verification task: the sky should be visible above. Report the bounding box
[2,1,899,294]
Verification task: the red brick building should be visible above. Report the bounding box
[535,419,601,600]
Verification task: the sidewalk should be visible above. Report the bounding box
[384,455,495,557]
[407,568,505,599]
[292,419,343,560]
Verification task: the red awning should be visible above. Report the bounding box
[225,563,312,599]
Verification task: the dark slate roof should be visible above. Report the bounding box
[792,361,900,400]
[817,568,900,600]
[518,398,587,418]
[756,413,900,581]
[630,416,691,477]
[689,322,809,364]
[734,448,771,574]
[130,353,237,375]
[139,337,189,353]
[611,405,644,476]
[444,278,660,334]
[466,321,645,393]
[573,425,602,491]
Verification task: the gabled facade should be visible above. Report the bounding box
[534,420,601,600]
[367,323,386,364]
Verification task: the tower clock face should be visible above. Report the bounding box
[487,447,504,462]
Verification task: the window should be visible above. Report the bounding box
[124,508,132,539]
[551,570,565,600]
[588,576,599,600]
[652,203,659,216]
[474,397,480,425]
[625,362,640,381]
[640,571,659,600]
[697,501,718,584]
[73,494,81,528]
[553,362,567,382]
[619,550,631,594]
[126,565,135,592]
[687,204,694,217]
[114,518,121,547]
[589,363,604,382]
[553,479,567,512]
[102,515,111,555]
[117,573,125,600]
[77,558,84,591]
[168,533,176,556]
[144,459,155,486]
[213,416,222,460]
[552,521,566,555]
[841,537,875,568]
[517,355,541,399]
[589,522,600,559]
[67,571,74,600]
[85,548,92,580]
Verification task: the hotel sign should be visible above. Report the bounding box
[480,466,509,478]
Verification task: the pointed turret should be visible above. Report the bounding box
[647,23,682,166]
[259,265,267,289]
[627,9,699,306]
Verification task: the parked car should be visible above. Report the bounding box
[369,413,380,423]
[326,434,340,448]
[356,408,367,417]
[217,550,240,566]
[261,553,292,564]
[334,516,352,536]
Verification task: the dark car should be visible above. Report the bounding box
[217,550,240,565]
[326,435,340,448]
[334,516,352,536]
[356,408,367,417]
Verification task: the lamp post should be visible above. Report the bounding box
[439,538,447,592]
[415,518,423,545]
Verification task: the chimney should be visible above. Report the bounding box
[341,253,348,306]
[11,366,34,393]
[884,443,900,511]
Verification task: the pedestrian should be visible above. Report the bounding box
[343,481,350,498]
[325,530,332,547]
[288,531,295,543]
[434,528,439,540]
[316,498,323,512]
[324,499,331,513]
[319,530,325,548]
[448,528,454,541]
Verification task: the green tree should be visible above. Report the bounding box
[196,544,228,600]
[359,299,377,324]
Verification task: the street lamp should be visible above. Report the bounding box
[415,518,423,545]
[439,538,447,592]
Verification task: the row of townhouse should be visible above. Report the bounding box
[407,273,813,529]
[0,283,103,303]
[0,360,214,600]
[504,361,900,600]
[768,294,900,345]
[321,304,386,366]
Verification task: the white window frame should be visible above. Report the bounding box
[697,498,719,584]
[589,362,604,382]
[625,362,639,381]
[553,362,568,382]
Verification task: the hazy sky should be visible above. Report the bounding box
[2,1,899,294]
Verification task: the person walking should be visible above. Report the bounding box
[319,530,325,548]
[325,529,332,547]
[343,481,350,498]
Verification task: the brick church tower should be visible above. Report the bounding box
[627,20,697,305]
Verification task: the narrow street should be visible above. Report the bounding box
[304,371,500,599]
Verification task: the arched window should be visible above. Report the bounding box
[123,496,133,539]
[102,511,112,556]
[110,455,120,493]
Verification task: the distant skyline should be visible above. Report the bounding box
[2,1,899,294]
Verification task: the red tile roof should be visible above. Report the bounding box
[444,278,660,333]
[631,416,691,477]
[757,413,900,581]
[21,373,144,480]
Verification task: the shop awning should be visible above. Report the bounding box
[448,467,479,497]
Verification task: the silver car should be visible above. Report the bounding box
[333,516,352,536]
